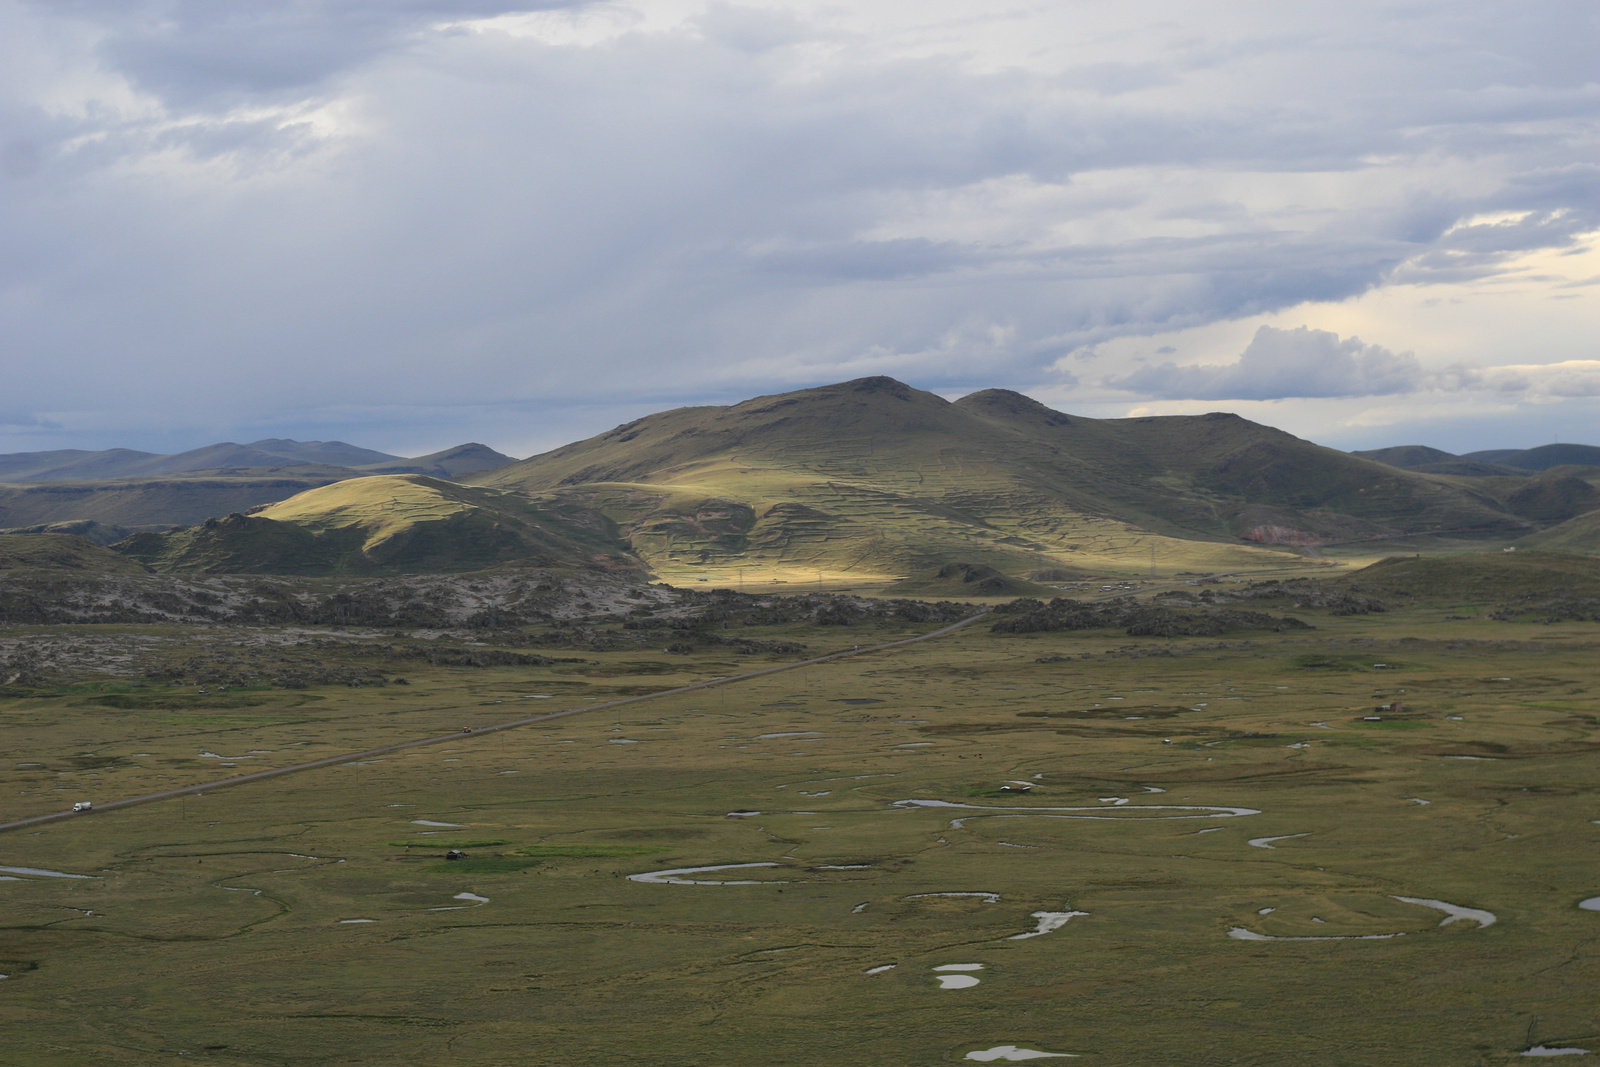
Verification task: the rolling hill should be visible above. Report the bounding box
[1515,510,1600,556]
[1358,442,1600,476]
[0,469,357,531]
[472,376,1537,584]
[0,439,516,484]
[0,440,520,535]
[113,475,637,575]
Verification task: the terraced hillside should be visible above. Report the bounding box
[476,377,1532,584]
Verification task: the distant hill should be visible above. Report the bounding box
[357,443,517,478]
[1491,443,1600,472]
[1353,445,1458,469]
[113,474,637,575]
[0,439,519,532]
[1516,510,1600,556]
[247,439,403,467]
[474,376,1531,584]
[0,438,514,485]
[1361,442,1600,475]
[0,469,355,529]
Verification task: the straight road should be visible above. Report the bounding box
[0,610,992,836]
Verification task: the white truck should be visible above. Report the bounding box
[72,801,92,812]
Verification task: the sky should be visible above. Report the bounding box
[1,0,1596,460]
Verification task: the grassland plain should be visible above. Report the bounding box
[2,574,1600,1065]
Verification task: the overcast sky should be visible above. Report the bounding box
[1,0,1596,459]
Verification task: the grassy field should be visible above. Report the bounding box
[2,578,1599,1064]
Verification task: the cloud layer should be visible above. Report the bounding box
[1108,326,1423,400]
[0,1,1595,452]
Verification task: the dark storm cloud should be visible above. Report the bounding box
[0,1,1594,452]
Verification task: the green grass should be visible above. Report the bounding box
[2,581,1599,1064]
[512,843,675,857]
[422,858,543,873]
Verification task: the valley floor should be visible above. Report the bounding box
[1,593,1598,1064]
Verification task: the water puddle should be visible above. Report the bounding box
[1443,755,1500,761]
[1522,1046,1590,1057]
[428,892,490,911]
[339,919,376,924]
[1395,896,1495,928]
[609,739,640,744]
[1009,909,1087,939]
[759,732,820,739]
[1408,798,1430,805]
[412,820,462,828]
[1193,827,1222,835]
[628,862,785,885]
[864,964,895,975]
[852,902,870,914]
[1248,834,1309,849]
[934,963,984,989]
[0,866,95,879]
[815,864,871,870]
[1098,797,1130,806]
[1230,895,1495,940]
[966,1047,1077,1061]
[907,892,1001,904]
[896,799,1259,825]
[1578,897,1600,911]
[1228,927,1402,942]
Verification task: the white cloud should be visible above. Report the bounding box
[1443,360,1600,399]
[1105,325,1423,400]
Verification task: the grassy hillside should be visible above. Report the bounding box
[114,475,637,575]
[0,532,149,575]
[1515,510,1600,556]
[1343,550,1600,599]
[476,377,1528,584]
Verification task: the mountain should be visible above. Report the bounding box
[357,443,517,478]
[0,439,513,485]
[1361,443,1600,476]
[1353,445,1458,469]
[0,440,518,531]
[1487,443,1600,472]
[0,447,162,482]
[0,469,356,530]
[247,439,403,467]
[473,376,1533,584]
[114,474,637,575]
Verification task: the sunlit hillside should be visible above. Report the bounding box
[115,475,636,575]
[476,377,1532,585]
